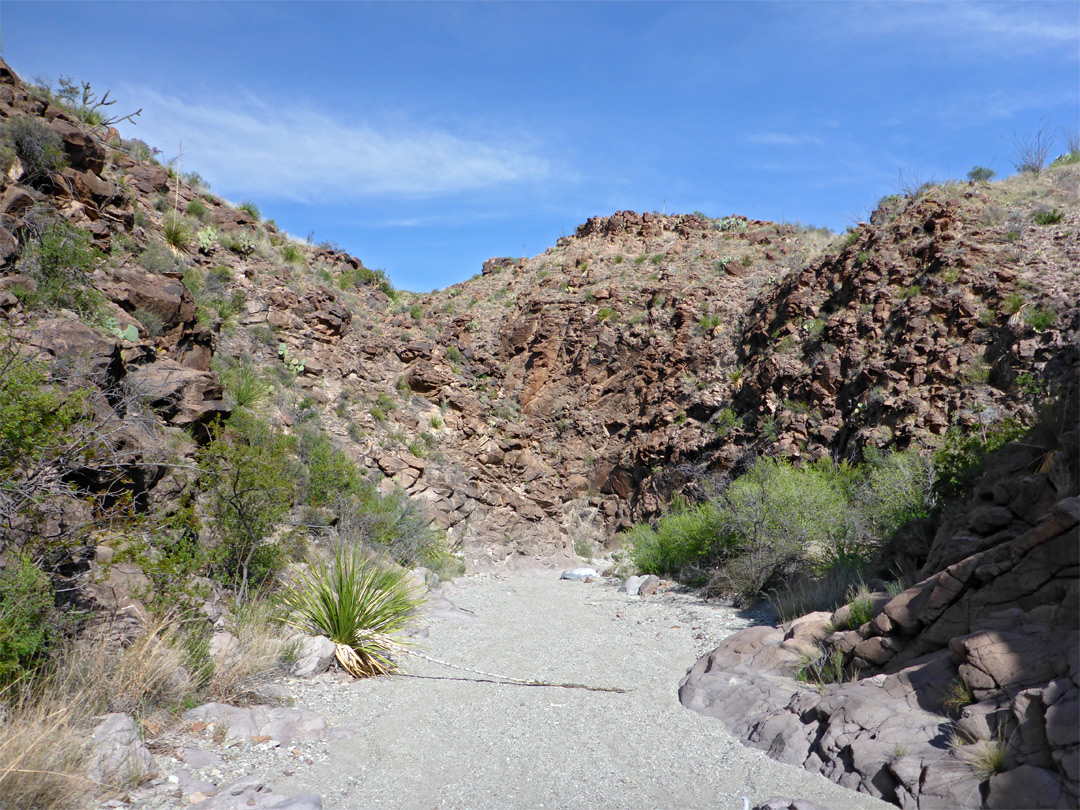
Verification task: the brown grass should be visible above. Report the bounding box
[0,679,97,810]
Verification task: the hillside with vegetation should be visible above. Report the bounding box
[0,56,1076,809]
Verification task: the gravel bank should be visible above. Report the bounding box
[268,573,889,810]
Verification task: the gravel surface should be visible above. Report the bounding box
[262,573,890,810]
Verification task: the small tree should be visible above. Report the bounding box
[199,412,295,601]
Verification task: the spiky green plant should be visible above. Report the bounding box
[283,548,423,678]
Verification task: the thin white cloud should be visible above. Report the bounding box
[122,87,552,201]
[837,1,1077,52]
[747,132,825,147]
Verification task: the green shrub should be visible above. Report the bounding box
[187,199,207,218]
[1025,308,1057,331]
[217,357,269,410]
[297,428,363,508]
[933,419,1026,500]
[715,216,747,232]
[699,314,722,332]
[1003,291,1024,314]
[966,166,995,183]
[199,412,297,600]
[445,345,464,363]
[597,307,618,322]
[369,406,386,422]
[408,303,423,320]
[844,583,875,629]
[139,241,181,274]
[795,647,848,686]
[376,392,396,413]
[238,200,260,220]
[280,244,303,264]
[283,547,422,677]
[16,219,103,317]
[626,501,727,578]
[1034,208,1064,226]
[0,555,57,686]
[1,117,65,180]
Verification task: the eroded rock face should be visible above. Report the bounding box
[681,414,1080,809]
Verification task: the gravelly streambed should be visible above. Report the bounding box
[263,573,890,810]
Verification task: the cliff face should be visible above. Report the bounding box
[2,53,1077,576]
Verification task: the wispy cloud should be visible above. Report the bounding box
[124,87,552,201]
[747,132,824,147]
[835,1,1078,52]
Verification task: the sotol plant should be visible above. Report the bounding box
[283,547,423,678]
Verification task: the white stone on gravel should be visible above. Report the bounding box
[619,574,647,595]
[560,567,600,581]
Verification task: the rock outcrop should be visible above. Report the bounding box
[681,404,1080,808]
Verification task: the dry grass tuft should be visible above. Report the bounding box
[0,682,97,810]
[206,598,298,703]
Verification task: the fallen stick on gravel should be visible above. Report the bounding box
[400,648,633,693]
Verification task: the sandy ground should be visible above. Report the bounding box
[270,573,891,810]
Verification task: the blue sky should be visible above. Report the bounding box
[4,2,1077,291]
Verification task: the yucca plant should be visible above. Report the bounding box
[283,548,423,678]
[163,216,190,249]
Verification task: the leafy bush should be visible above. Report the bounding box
[932,419,1026,500]
[283,547,422,677]
[626,501,727,579]
[1034,208,1064,226]
[139,241,181,274]
[0,555,57,687]
[199,412,297,600]
[16,218,103,317]
[187,199,207,218]
[280,244,303,264]
[714,216,747,232]
[338,265,394,297]
[630,450,935,605]
[408,303,423,320]
[0,117,64,180]
[966,166,995,182]
[1025,307,1057,331]
[133,308,163,337]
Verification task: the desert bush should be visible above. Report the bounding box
[297,428,363,508]
[280,244,303,264]
[1025,307,1057,331]
[795,646,851,686]
[187,199,207,218]
[1034,208,1065,225]
[1010,125,1054,174]
[139,241,181,274]
[132,308,163,337]
[0,555,58,687]
[238,200,260,220]
[0,117,65,181]
[216,356,269,410]
[199,412,297,600]
[933,419,1026,500]
[967,166,995,183]
[162,217,190,249]
[626,501,727,579]
[283,546,422,678]
[16,218,103,317]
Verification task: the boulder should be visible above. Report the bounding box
[125,358,228,438]
[290,634,337,678]
[560,567,599,582]
[86,713,155,786]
